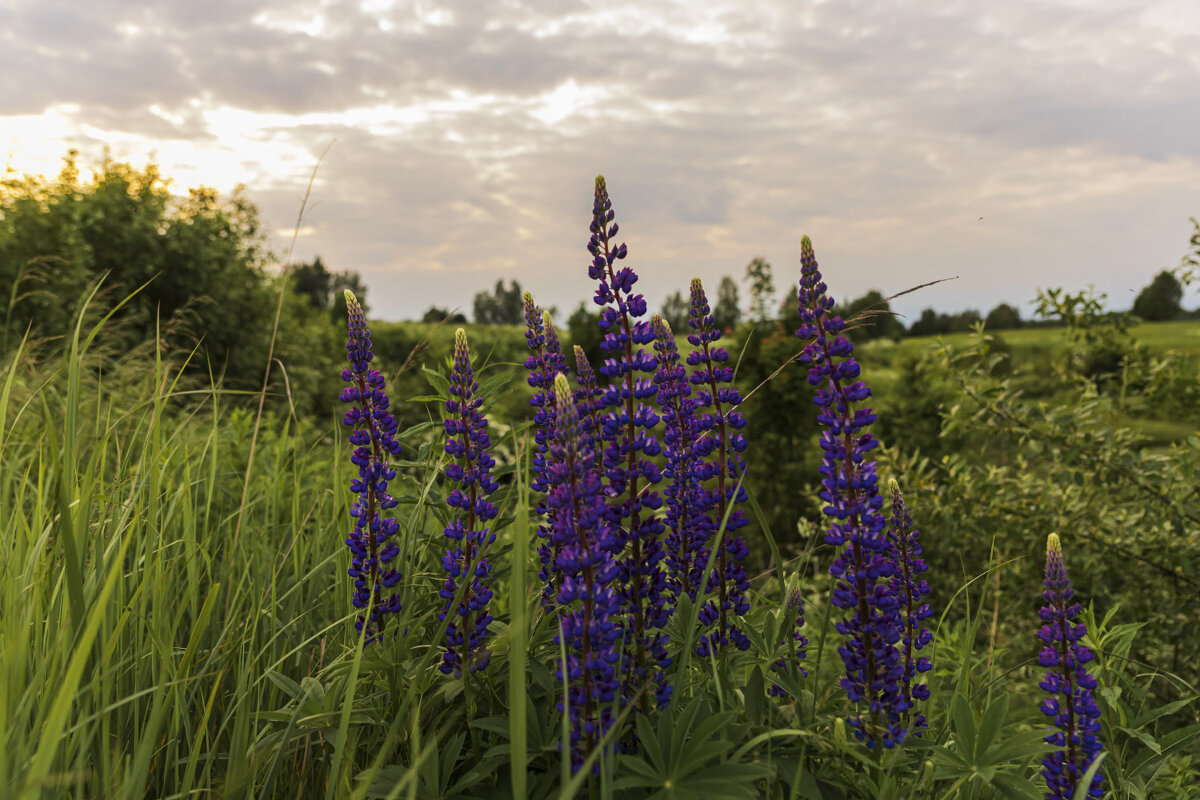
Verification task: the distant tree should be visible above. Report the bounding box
[946,309,982,333]
[840,289,904,341]
[985,302,1022,330]
[1133,270,1183,321]
[473,279,524,325]
[422,305,467,324]
[714,275,740,331]
[660,290,689,332]
[290,257,333,310]
[909,308,949,337]
[744,257,776,322]
[567,301,603,365]
[290,256,368,320]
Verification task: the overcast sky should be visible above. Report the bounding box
[3,0,1199,323]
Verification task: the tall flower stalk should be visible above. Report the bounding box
[685,277,751,655]
[439,329,499,676]
[794,236,906,747]
[523,294,567,603]
[339,290,403,643]
[651,315,707,603]
[547,373,623,769]
[887,479,932,731]
[1038,533,1104,799]
[586,175,670,709]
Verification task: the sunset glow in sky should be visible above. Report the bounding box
[3,0,1199,321]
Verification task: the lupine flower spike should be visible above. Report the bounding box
[887,479,933,731]
[340,290,404,643]
[769,590,808,697]
[794,236,906,747]
[685,277,751,655]
[547,373,624,770]
[572,345,605,456]
[1038,533,1104,799]
[523,294,567,603]
[650,315,707,603]
[587,175,671,709]
[439,329,499,676]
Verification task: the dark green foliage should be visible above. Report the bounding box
[0,153,351,418]
[473,278,525,324]
[838,289,905,341]
[985,302,1023,330]
[421,305,468,324]
[714,275,741,331]
[566,300,604,365]
[1133,270,1184,321]
[744,256,775,322]
[660,289,690,332]
[909,307,949,337]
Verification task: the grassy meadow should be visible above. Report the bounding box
[2,280,1199,798]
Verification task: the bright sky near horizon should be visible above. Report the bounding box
[3,0,1199,323]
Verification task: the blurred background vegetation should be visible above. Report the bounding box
[3,153,1199,690]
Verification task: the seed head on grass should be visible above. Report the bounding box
[1038,533,1104,799]
[339,290,403,642]
[439,328,499,676]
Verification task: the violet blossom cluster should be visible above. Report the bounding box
[546,373,624,769]
[685,277,751,656]
[439,329,499,676]
[651,315,708,603]
[587,175,671,709]
[794,236,908,747]
[887,479,932,731]
[523,293,567,602]
[1038,533,1104,800]
[340,290,403,643]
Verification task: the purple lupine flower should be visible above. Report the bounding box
[523,294,567,604]
[572,345,605,457]
[685,277,752,656]
[794,236,906,747]
[439,329,499,676]
[887,479,932,731]
[339,290,404,643]
[1038,533,1104,800]
[651,315,708,603]
[586,175,670,709]
[769,590,809,698]
[547,373,624,770]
